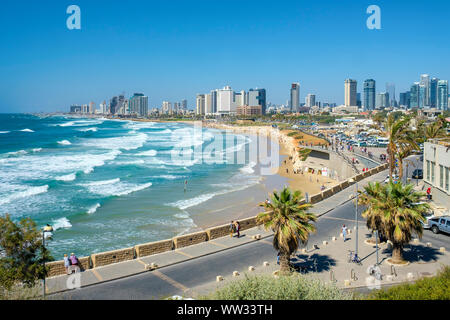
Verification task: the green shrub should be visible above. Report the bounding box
[367,266,450,300]
[202,274,353,300]
[287,131,298,137]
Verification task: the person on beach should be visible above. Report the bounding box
[342,225,348,242]
[64,254,70,274]
[229,221,235,237]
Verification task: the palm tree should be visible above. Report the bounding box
[358,181,430,264]
[384,114,418,178]
[258,187,317,273]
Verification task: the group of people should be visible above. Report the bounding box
[229,221,241,238]
[63,253,80,274]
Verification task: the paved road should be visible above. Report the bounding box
[54,199,448,300]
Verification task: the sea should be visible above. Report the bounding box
[0,114,272,259]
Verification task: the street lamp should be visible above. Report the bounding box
[349,178,359,259]
[42,224,53,299]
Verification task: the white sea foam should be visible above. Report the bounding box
[0,131,10,134]
[136,150,157,157]
[20,129,34,133]
[169,193,216,210]
[78,127,98,132]
[83,180,152,197]
[32,148,43,153]
[87,203,101,214]
[58,140,72,146]
[55,173,77,182]
[57,119,104,127]
[80,132,148,151]
[5,150,28,157]
[82,178,121,186]
[0,185,49,206]
[0,150,122,184]
[52,217,72,230]
[240,161,257,174]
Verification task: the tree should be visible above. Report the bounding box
[383,114,418,178]
[358,181,430,264]
[257,188,317,273]
[0,214,53,290]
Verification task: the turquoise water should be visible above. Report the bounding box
[0,114,261,259]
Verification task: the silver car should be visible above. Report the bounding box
[429,216,450,234]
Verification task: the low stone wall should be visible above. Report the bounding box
[206,224,231,240]
[340,180,350,190]
[135,239,174,258]
[321,188,334,200]
[354,173,364,182]
[238,217,258,231]
[91,247,135,268]
[310,193,323,204]
[363,171,371,178]
[173,231,208,249]
[332,185,342,194]
[47,256,91,277]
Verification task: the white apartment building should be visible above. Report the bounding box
[424,140,450,207]
[217,86,234,114]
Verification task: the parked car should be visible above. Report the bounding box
[412,169,423,179]
[428,216,450,234]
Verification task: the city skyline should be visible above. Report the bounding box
[1,0,450,112]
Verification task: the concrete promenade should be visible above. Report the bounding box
[47,168,449,299]
[47,169,387,295]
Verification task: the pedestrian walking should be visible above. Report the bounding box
[426,187,432,201]
[235,221,241,238]
[64,254,70,274]
[342,225,348,242]
[276,252,280,265]
[229,221,235,237]
[70,253,79,266]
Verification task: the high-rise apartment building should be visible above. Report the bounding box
[290,83,300,112]
[437,80,449,110]
[129,93,148,117]
[196,94,206,115]
[386,83,396,107]
[247,89,266,114]
[306,94,316,108]
[345,79,357,107]
[376,92,389,109]
[420,74,431,107]
[430,78,439,108]
[410,83,420,109]
[399,92,411,109]
[205,93,213,114]
[217,86,234,114]
[363,79,376,110]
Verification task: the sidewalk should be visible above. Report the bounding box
[195,224,449,296]
[46,169,389,295]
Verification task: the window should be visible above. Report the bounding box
[440,165,444,188]
[447,221,450,227]
[426,161,430,181]
[440,219,445,224]
[431,162,435,184]
[446,167,449,192]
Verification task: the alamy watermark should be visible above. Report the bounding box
[66,5,81,30]
[366,5,381,30]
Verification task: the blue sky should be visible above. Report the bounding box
[0,0,449,112]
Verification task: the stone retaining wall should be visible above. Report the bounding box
[91,247,135,268]
[206,224,231,240]
[135,239,174,258]
[238,217,258,231]
[173,231,208,249]
[310,193,323,204]
[47,256,90,277]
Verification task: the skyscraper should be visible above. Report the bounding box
[196,94,206,115]
[345,79,357,107]
[399,92,411,109]
[410,83,420,109]
[129,93,148,117]
[306,94,316,108]
[386,83,396,107]
[290,83,300,112]
[376,92,389,109]
[437,80,449,110]
[248,88,266,114]
[363,79,376,110]
[217,86,233,114]
[419,85,426,109]
[430,78,439,108]
[420,74,431,107]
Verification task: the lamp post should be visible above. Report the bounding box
[349,178,359,258]
[42,224,53,299]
